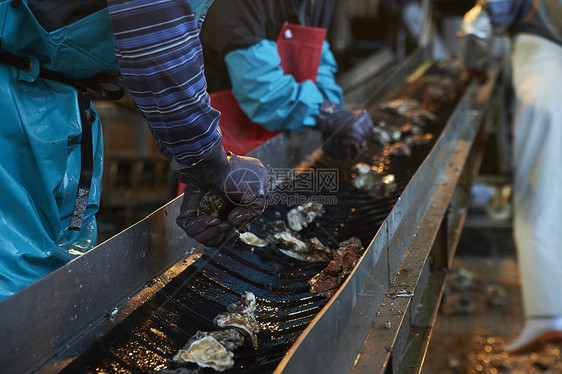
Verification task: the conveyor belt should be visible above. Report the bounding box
[60,63,466,374]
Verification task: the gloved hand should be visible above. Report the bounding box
[176,140,271,248]
[315,101,374,160]
[457,3,492,84]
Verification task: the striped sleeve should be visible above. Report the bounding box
[107,0,221,167]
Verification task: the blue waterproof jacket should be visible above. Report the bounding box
[200,0,343,131]
[0,0,215,300]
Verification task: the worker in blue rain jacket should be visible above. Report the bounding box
[198,0,375,159]
[0,0,270,301]
[458,0,562,354]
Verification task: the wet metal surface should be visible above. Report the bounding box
[424,256,562,374]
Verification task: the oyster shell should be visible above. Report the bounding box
[404,133,434,146]
[173,335,234,372]
[214,292,259,348]
[351,164,396,197]
[173,293,259,371]
[287,202,323,231]
[339,236,362,248]
[239,232,268,247]
[381,174,397,197]
[351,163,382,191]
[379,99,437,125]
[271,232,329,262]
[197,192,228,217]
[371,123,397,144]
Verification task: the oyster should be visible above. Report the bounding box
[404,133,434,147]
[270,232,329,262]
[371,122,397,144]
[286,202,323,231]
[214,292,259,348]
[239,232,268,247]
[379,99,437,126]
[373,121,424,145]
[380,174,397,197]
[351,163,382,191]
[197,192,229,217]
[173,293,259,372]
[309,241,364,298]
[339,236,363,247]
[351,163,396,197]
[173,335,234,372]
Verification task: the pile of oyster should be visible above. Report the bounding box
[308,237,364,298]
[173,292,259,372]
[239,203,332,262]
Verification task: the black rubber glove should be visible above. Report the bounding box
[315,101,375,160]
[176,140,271,248]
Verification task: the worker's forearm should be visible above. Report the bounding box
[225,40,325,131]
[108,0,221,167]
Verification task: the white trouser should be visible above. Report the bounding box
[511,33,562,317]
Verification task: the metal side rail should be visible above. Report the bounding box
[275,72,498,374]
[351,73,499,374]
[0,130,324,374]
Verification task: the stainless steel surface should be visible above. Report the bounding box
[351,74,499,374]
[0,196,191,374]
[274,71,496,373]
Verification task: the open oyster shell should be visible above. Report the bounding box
[173,335,234,372]
[214,292,259,348]
[271,232,329,262]
[287,202,323,231]
[239,232,269,247]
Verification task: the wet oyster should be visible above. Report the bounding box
[379,99,437,126]
[380,174,397,197]
[173,293,259,372]
[270,232,329,262]
[351,163,382,191]
[404,133,434,147]
[351,163,396,197]
[287,202,323,231]
[197,192,228,217]
[239,232,268,247]
[173,335,234,372]
[214,292,259,348]
[373,121,424,145]
[339,236,363,247]
[371,122,397,144]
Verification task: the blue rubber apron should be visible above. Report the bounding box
[0,0,119,300]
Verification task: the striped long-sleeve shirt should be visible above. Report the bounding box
[107,0,220,167]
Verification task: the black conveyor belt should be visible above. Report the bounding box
[61,63,466,374]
